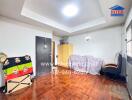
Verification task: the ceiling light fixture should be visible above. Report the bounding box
[62,4,78,17]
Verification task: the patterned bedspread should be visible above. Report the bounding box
[69,55,103,75]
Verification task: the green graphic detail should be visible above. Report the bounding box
[4,62,32,75]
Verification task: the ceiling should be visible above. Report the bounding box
[0,0,132,36]
[24,0,103,27]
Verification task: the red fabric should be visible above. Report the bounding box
[5,67,33,81]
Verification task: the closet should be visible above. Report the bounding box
[58,44,73,68]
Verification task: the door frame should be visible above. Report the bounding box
[52,41,55,66]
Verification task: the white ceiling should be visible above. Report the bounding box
[0,0,132,36]
[24,0,103,27]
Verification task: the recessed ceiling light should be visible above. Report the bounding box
[62,4,78,17]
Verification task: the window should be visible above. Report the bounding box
[127,21,132,63]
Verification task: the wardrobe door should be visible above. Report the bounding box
[36,36,51,76]
[57,44,73,68]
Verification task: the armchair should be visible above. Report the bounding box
[101,54,122,77]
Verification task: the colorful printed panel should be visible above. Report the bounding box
[3,55,33,81]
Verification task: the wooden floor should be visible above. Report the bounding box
[0,67,130,100]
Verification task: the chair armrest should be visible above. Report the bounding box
[104,63,118,68]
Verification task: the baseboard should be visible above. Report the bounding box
[57,66,70,69]
[126,85,132,100]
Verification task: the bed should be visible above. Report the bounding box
[69,55,103,75]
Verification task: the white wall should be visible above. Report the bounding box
[123,7,132,94]
[0,16,53,86]
[124,7,132,30]
[121,6,132,77]
[122,7,132,56]
[68,26,122,64]
[53,35,61,65]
